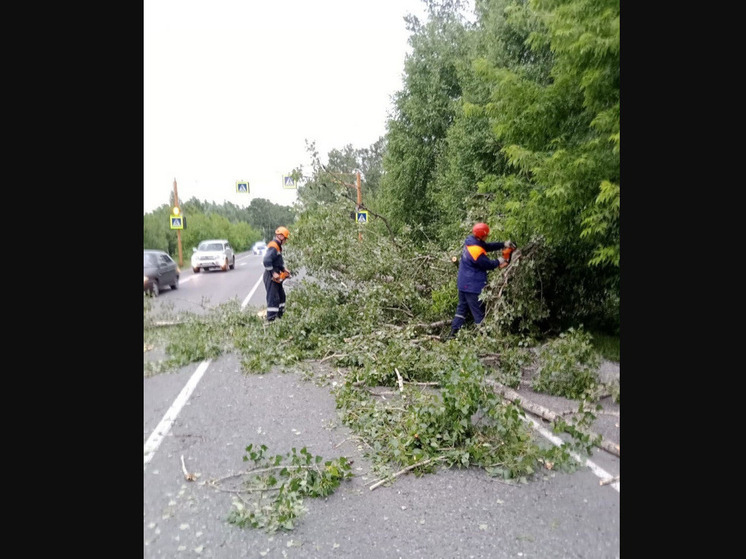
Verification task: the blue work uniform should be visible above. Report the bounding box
[450,234,508,334]
[262,239,287,321]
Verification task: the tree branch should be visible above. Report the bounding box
[485,379,620,458]
[369,456,447,491]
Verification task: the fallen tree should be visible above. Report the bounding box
[486,379,620,458]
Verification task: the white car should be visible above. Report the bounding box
[191,239,235,273]
[251,241,267,256]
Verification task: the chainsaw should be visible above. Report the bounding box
[272,270,290,284]
[502,246,515,263]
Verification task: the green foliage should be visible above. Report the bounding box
[143,196,295,257]
[226,444,353,533]
[606,377,620,404]
[244,198,297,242]
[589,331,619,362]
[551,400,604,456]
[369,0,619,337]
[145,284,611,531]
[379,5,471,243]
[490,341,536,388]
[532,327,601,399]
[480,237,552,337]
[144,0,622,533]
[429,276,458,316]
[581,179,620,267]
[143,210,171,252]
[333,347,574,484]
[144,299,258,375]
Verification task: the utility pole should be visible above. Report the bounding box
[324,169,364,241]
[356,170,362,242]
[173,178,183,267]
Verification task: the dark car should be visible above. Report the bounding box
[144,250,180,297]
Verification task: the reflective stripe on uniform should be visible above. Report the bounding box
[267,306,279,312]
[466,245,486,261]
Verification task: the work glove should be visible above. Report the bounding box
[504,240,517,249]
[497,257,509,269]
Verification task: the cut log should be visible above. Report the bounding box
[395,368,404,392]
[148,320,186,327]
[600,475,620,486]
[486,379,620,458]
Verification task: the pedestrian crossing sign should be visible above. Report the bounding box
[283,175,296,189]
[236,180,249,193]
[356,210,368,224]
[170,215,183,229]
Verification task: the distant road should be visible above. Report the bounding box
[148,251,272,314]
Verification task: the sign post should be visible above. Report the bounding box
[173,179,182,266]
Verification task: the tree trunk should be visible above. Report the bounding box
[485,380,620,458]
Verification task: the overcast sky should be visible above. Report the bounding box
[143,0,431,214]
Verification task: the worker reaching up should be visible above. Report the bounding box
[263,226,291,322]
[448,222,516,338]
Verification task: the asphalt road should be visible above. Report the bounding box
[144,253,620,558]
[148,251,270,315]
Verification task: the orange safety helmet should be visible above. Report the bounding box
[275,226,290,239]
[472,222,490,239]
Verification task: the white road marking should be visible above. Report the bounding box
[144,360,211,467]
[241,274,264,310]
[145,270,265,467]
[523,414,620,492]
